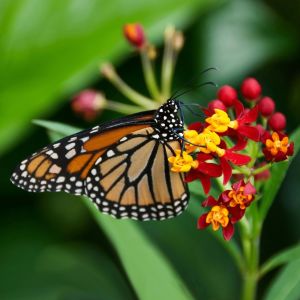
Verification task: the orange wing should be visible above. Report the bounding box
[85,127,189,221]
[11,111,154,195]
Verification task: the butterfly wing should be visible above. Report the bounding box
[10,111,155,195]
[85,127,189,221]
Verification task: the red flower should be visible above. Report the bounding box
[222,180,256,222]
[185,153,222,194]
[218,141,251,184]
[197,196,234,241]
[262,131,294,162]
[233,100,260,141]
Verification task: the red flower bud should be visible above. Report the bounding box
[208,99,227,111]
[241,77,262,101]
[217,85,237,107]
[71,89,107,121]
[259,96,275,117]
[268,112,286,131]
[123,23,145,48]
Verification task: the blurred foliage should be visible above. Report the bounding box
[1,0,300,299]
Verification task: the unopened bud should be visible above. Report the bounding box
[100,63,116,81]
[123,23,145,48]
[71,89,107,121]
[208,99,227,111]
[173,31,184,51]
[217,85,238,107]
[268,112,286,131]
[259,96,275,117]
[241,77,262,101]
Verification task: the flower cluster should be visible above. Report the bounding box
[168,78,294,240]
[70,23,294,241]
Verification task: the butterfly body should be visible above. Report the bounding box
[11,99,189,221]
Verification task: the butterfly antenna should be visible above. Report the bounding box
[172,81,217,100]
[170,67,218,100]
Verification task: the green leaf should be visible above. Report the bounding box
[0,212,134,300]
[259,243,300,279]
[33,119,81,136]
[85,198,194,300]
[0,0,221,155]
[263,259,300,300]
[42,120,194,300]
[199,0,298,84]
[259,127,300,220]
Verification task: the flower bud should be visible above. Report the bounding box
[173,31,184,51]
[71,89,107,121]
[123,23,145,48]
[217,85,238,107]
[241,77,262,101]
[208,99,227,112]
[259,96,275,117]
[268,112,286,131]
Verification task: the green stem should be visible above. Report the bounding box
[240,214,262,300]
[106,100,143,115]
[140,49,162,102]
[101,64,157,110]
[161,27,175,100]
[252,163,272,175]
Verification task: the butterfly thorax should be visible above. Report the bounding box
[153,99,183,142]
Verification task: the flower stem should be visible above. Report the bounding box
[106,100,143,115]
[240,214,261,300]
[101,63,157,110]
[161,26,176,100]
[252,163,272,175]
[140,49,162,102]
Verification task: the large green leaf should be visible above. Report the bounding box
[259,127,300,220]
[263,259,300,300]
[0,0,221,155]
[0,212,134,300]
[85,198,194,300]
[259,243,300,279]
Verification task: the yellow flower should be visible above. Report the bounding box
[184,130,200,153]
[168,150,198,172]
[197,129,225,157]
[206,205,229,231]
[206,109,238,133]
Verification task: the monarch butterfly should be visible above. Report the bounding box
[11,99,190,221]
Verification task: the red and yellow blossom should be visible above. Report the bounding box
[222,180,256,213]
[198,196,234,241]
[262,131,294,162]
[168,150,198,172]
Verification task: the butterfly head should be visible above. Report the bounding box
[153,99,184,141]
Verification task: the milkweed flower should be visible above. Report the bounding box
[262,131,294,162]
[197,196,235,241]
[168,150,198,172]
[185,153,222,194]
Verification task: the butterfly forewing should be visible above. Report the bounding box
[10,112,154,195]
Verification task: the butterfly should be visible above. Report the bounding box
[11,99,190,221]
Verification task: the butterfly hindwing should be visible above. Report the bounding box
[85,127,189,221]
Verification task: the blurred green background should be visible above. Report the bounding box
[1,0,300,299]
